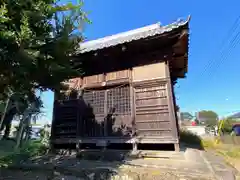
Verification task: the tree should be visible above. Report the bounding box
[198,110,218,127]
[0,0,89,100]
[15,101,43,149]
[0,0,89,144]
[0,93,43,139]
[218,117,237,134]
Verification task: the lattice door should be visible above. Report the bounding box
[81,85,132,137]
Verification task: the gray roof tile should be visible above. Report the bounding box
[77,16,190,53]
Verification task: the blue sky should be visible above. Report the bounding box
[40,0,240,123]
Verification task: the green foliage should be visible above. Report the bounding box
[0,93,44,139]
[201,138,216,149]
[0,101,5,113]
[20,140,48,156]
[0,0,89,138]
[0,140,47,167]
[219,118,238,134]
[198,110,218,127]
[223,147,240,158]
[0,0,89,101]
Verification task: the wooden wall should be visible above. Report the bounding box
[132,62,166,82]
[52,61,179,144]
[60,62,166,90]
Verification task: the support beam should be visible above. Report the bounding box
[174,143,180,152]
[133,142,138,152]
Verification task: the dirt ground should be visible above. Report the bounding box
[0,151,216,180]
[0,167,214,180]
[0,140,236,180]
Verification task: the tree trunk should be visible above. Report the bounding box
[24,116,31,142]
[0,97,10,131]
[15,103,35,149]
[15,119,25,149]
[3,122,12,139]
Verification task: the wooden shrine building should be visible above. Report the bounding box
[51,17,190,151]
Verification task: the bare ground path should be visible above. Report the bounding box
[1,148,238,180]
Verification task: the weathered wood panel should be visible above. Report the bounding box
[132,62,166,82]
[165,61,179,140]
[105,69,131,81]
[78,85,132,137]
[136,121,171,130]
[83,74,104,86]
[135,113,169,122]
[137,130,172,136]
[134,81,172,137]
[52,68,179,144]
[106,86,132,136]
[61,78,82,90]
[81,90,105,137]
[52,100,81,139]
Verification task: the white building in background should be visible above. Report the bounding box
[184,125,218,137]
[9,120,46,139]
[184,126,206,136]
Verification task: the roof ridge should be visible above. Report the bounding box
[81,22,161,46]
[78,16,190,53]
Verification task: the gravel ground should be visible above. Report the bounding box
[0,169,214,180]
[0,149,219,180]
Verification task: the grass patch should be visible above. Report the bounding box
[217,147,240,159]
[0,140,48,167]
[225,148,240,158]
[200,138,216,149]
[179,129,240,171]
[202,138,240,159]
[200,136,240,171]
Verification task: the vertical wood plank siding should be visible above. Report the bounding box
[52,62,179,143]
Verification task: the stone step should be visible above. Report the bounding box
[184,148,205,163]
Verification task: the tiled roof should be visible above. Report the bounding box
[77,16,190,53]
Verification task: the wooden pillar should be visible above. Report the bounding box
[104,90,108,137]
[133,141,138,152]
[129,69,136,137]
[165,61,180,150]
[76,140,81,154]
[129,69,138,152]
[171,80,180,137]
[174,143,180,152]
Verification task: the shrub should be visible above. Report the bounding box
[180,130,202,145]
[201,138,216,149]
[0,140,48,167]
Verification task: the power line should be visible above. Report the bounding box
[207,29,240,80]
[198,15,240,80]
[182,15,240,94]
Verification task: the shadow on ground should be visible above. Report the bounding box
[179,130,205,150]
[0,140,212,180]
[0,127,212,179]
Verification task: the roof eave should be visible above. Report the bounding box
[76,16,191,54]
